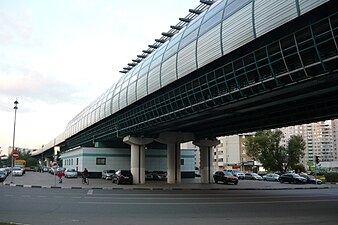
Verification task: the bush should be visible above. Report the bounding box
[324,173,338,182]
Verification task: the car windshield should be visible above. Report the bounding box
[13,167,21,170]
[68,169,76,172]
[121,171,132,176]
[223,172,233,176]
[107,170,115,173]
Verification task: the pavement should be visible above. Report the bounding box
[2,171,337,190]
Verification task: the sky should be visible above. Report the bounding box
[0,0,200,155]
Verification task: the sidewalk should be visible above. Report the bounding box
[2,171,336,190]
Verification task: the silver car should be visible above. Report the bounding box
[64,168,78,178]
[102,170,116,180]
[263,173,280,181]
[12,167,24,176]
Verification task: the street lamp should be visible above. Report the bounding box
[10,99,19,183]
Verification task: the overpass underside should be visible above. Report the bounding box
[66,3,338,149]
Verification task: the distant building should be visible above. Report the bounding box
[280,120,335,167]
[332,119,338,161]
[213,133,260,172]
[8,146,35,155]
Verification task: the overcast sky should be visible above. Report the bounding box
[0,0,199,154]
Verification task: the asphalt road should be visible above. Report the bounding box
[1,185,337,225]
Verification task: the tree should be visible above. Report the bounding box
[1,150,38,167]
[286,135,305,170]
[245,130,305,173]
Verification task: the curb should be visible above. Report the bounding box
[2,182,330,191]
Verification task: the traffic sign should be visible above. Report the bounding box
[12,151,19,159]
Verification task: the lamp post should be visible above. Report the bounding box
[10,99,19,184]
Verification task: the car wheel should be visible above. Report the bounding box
[280,180,284,183]
[234,181,238,185]
[116,179,120,185]
[293,180,298,184]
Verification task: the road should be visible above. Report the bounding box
[0,185,337,225]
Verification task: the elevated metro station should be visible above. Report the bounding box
[32,0,338,185]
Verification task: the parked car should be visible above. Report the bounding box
[279,173,307,184]
[102,170,116,180]
[0,170,7,182]
[245,172,263,180]
[145,171,162,180]
[0,168,8,177]
[263,173,280,181]
[64,168,78,178]
[112,170,133,185]
[300,174,322,184]
[213,171,238,184]
[42,167,49,172]
[233,171,245,180]
[12,167,24,176]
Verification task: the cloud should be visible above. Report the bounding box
[0,62,82,106]
[0,10,35,46]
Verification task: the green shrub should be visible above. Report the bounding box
[324,173,338,182]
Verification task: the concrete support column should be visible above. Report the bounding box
[166,143,181,184]
[123,135,153,184]
[193,138,220,184]
[156,132,194,184]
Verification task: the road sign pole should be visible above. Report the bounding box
[11,100,19,184]
[315,162,317,185]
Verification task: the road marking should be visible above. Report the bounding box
[87,189,93,195]
[78,199,338,205]
[55,196,65,198]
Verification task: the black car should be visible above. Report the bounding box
[113,170,133,185]
[300,174,322,184]
[279,173,307,184]
[213,171,238,185]
[0,171,7,182]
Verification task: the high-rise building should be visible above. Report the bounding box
[331,119,338,161]
[281,120,334,166]
[213,133,256,171]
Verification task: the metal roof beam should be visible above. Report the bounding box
[189,9,203,14]
[200,0,213,5]
[137,54,147,58]
[148,45,159,49]
[170,25,183,30]
[179,17,192,23]
[155,39,166,43]
[142,49,153,54]
[161,32,174,37]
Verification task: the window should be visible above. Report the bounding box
[181,159,185,165]
[76,158,79,165]
[96,158,106,165]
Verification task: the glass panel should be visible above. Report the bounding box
[224,0,251,19]
[199,10,223,36]
[179,29,199,50]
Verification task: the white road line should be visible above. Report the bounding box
[87,189,94,195]
[78,199,338,205]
